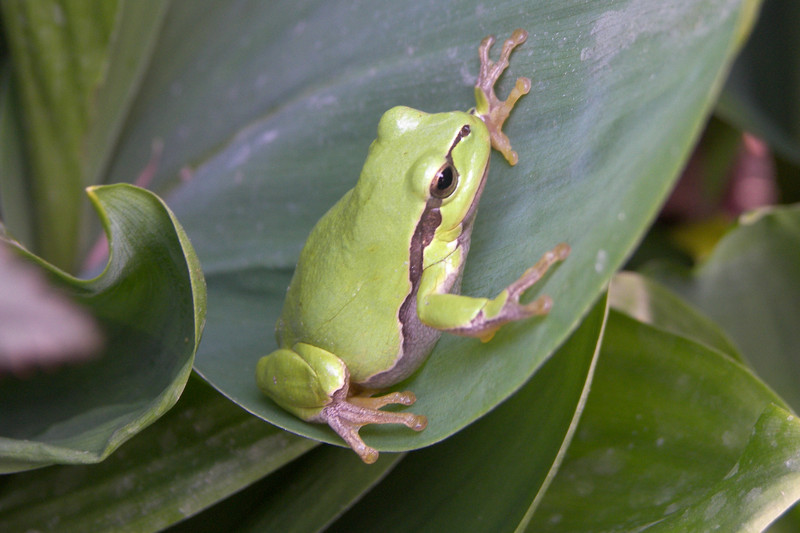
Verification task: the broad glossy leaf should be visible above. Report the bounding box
[145,0,760,453]
[609,271,741,359]
[530,310,796,531]
[0,184,205,473]
[651,403,800,532]
[645,205,800,413]
[330,295,604,532]
[0,376,314,532]
[171,446,401,533]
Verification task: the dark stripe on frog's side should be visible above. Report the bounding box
[361,134,491,388]
[359,125,473,389]
[360,195,443,389]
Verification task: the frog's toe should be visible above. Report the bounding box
[507,242,571,297]
[350,390,417,409]
[474,29,531,165]
[325,413,380,464]
[320,389,427,463]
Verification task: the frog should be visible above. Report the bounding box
[256,29,569,463]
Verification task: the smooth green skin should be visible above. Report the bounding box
[257,109,493,406]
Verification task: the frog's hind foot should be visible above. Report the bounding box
[319,388,427,464]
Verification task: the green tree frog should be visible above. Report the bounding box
[257,29,569,463]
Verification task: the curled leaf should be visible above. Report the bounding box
[0,184,206,473]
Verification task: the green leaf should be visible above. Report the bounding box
[0,64,34,247]
[330,294,605,532]
[171,446,402,533]
[651,403,800,532]
[0,184,205,473]
[645,205,800,414]
[609,271,742,359]
[0,0,169,270]
[0,376,315,532]
[84,0,170,190]
[141,0,760,453]
[529,310,796,531]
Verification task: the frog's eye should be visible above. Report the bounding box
[430,164,458,199]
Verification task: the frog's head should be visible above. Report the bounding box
[373,106,493,236]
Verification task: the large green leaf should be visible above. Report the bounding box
[530,310,798,531]
[0,0,169,270]
[646,205,800,413]
[170,446,402,533]
[611,271,800,531]
[648,204,800,532]
[173,293,603,533]
[609,271,742,359]
[0,184,205,473]
[124,0,761,453]
[0,376,314,532]
[652,403,800,532]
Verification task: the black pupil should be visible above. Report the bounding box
[437,166,454,190]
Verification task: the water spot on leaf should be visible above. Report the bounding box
[594,249,608,273]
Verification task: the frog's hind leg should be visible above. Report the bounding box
[320,384,427,464]
[257,342,426,464]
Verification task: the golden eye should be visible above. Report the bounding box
[430,164,458,198]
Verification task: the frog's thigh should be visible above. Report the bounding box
[256,344,348,418]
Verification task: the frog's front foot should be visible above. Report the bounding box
[504,242,571,306]
[319,385,427,464]
[474,28,532,166]
[456,242,570,342]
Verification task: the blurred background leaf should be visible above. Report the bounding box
[0,185,205,473]
[645,205,800,419]
[0,0,168,271]
[718,0,800,167]
[0,376,313,532]
[531,310,796,531]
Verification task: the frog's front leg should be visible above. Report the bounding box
[256,343,427,464]
[418,242,570,342]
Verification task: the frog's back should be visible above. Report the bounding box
[277,172,425,381]
[277,107,478,383]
